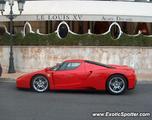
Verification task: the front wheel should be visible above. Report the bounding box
[31,75,49,92]
[106,75,127,95]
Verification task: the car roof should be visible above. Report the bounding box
[64,59,84,63]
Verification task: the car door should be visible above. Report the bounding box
[52,62,85,89]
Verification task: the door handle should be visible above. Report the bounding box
[87,71,93,77]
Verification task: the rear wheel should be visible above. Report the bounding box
[31,75,49,92]
[107,75,127,95]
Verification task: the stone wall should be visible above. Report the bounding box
[0,46,152,80]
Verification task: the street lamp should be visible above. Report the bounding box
[0,0,25,73]
[0,0,5,15]
[18,0,25,14]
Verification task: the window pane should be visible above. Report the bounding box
[66,62,80,70]
[58,62,80,70]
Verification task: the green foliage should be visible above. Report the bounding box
[0,33,11,45]
[0,32,152,46]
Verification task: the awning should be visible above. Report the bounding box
[0,0,152,22]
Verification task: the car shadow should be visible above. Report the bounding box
[50,89,107,95]
[16,88,137,96]
[16,87,109,95]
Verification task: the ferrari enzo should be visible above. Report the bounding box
[16,60,136,95]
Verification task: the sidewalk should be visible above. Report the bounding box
[0,72,26,81]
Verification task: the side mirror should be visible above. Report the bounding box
[45,67,51,72]
[56,63,60,66]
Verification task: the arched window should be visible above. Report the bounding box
[109,22,122,40]
[57,22,69,39]
[111,24,120,39]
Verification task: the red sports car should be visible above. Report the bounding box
[16,60,136,95]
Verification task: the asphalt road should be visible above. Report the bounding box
[0,80,152,120]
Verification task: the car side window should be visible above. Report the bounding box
[66,62,80,70]
[58,62,80,71]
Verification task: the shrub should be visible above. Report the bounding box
[0,32,152,46]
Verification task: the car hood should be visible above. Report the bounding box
[17,68,52,79]
[31,67,53,74]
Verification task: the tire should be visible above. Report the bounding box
[106,75,127,95]
[31,75,49,92]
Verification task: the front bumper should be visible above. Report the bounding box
[16,75,31,89]
[128,73,137,90]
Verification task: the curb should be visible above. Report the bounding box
[0,78,16,82]
[137,80,152,84]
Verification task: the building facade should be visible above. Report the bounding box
[0,0,152,38]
